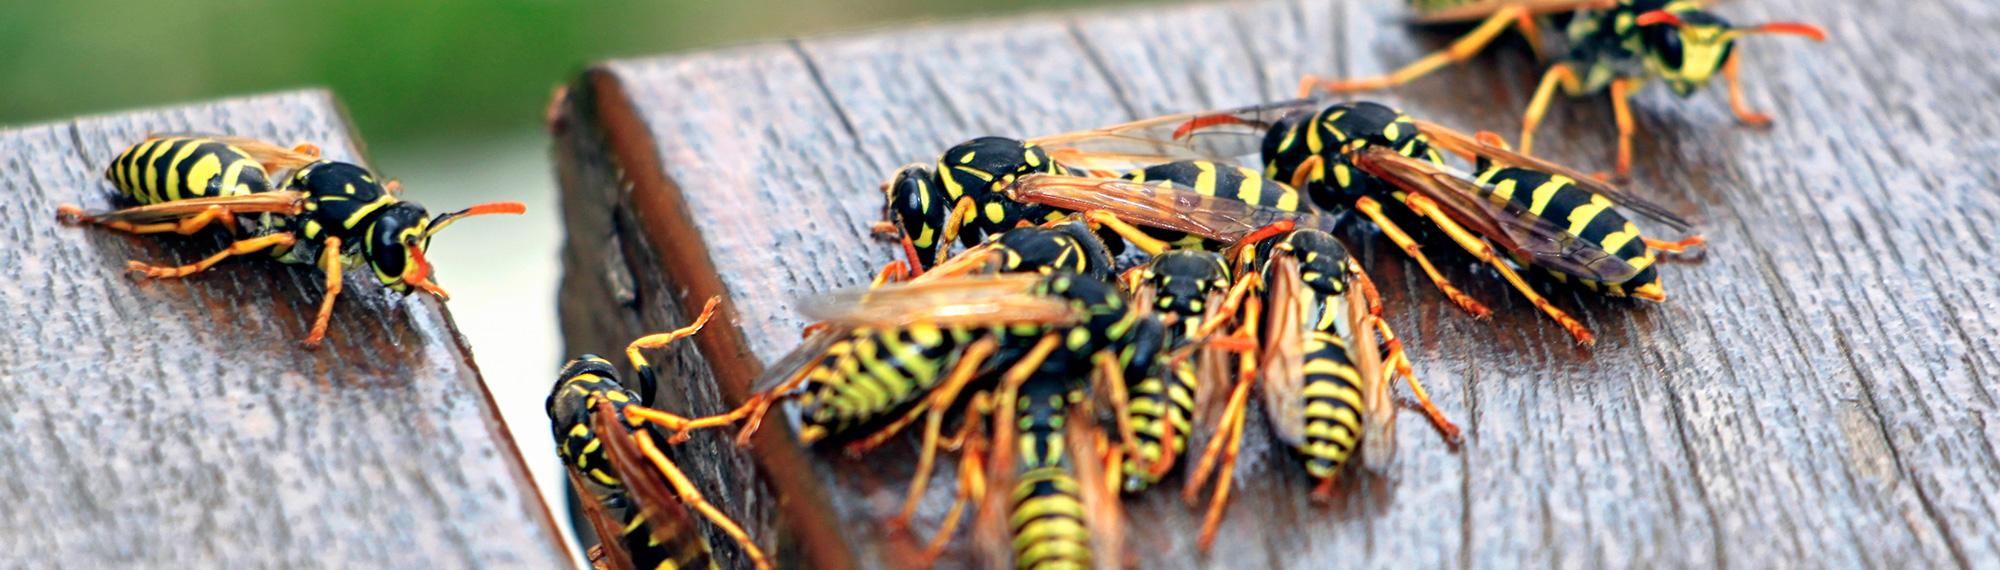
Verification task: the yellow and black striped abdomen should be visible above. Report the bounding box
[1297,331,1365,479]
[1473,166,1659,295]
[104,137,271,205]
[1123,160,1307,249]
[1011,466,1092,570]
[794,324,973,440]
[1121,357,1196,491]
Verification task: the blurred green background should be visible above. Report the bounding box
[1,0,1140,561]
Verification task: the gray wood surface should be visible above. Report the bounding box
[0,90,570,568]
[552,0,2000,567]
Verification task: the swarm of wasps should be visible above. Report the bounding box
[549,1,1825,567]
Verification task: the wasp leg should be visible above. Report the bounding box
[1608,77,1641,177]
[1644,235,1708,254]
[626,296,723,404]
[1188,296,1260,553]
[888,337,1002,531]
[1520,63,1583,157]
[1092,351,1145,476]
[1351,197,1493,318]
[58,204,242,236]
[1722,52,1774,127]
[1298,6,1535,95]
[1368,315,1461,444]
[126,232,297,279]
[918,413,990,564]
[302,236,344,348]
[1082,210,1172,256]
[1347,259,1386,318]
[1403,193,1595,345]
[632,429,774,570]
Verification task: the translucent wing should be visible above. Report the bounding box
[1350,147,1641,283]
[1415,120,1695,233]
[1028,98,1325,172]
[565,468,638,570]
[1066,404,1123,570]
[1007,173,1341,243]
[747,327,851,394]
[74,191,307,224]
[1352,286,1397,474]
[1409,0,1619,23]
[797,274,1083,330]
[587,400,710,566]
[147,133,320,172]
[1257,254,1310,448]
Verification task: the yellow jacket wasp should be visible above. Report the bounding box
[57,135,524,347]
[1303,0,1827,175]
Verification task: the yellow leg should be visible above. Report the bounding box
[634,430,774,570]
[1288,155,1322,189]
[1299,7,1533,95]
[127,232,297,279]
[888,337,1002,528]
[1093,352,1144,473]
[1368,314,1461,444]
[1352,197,1492,318]
[1181,296,1257,504]
[1404,194,1594,345]
[1084,210,1171,256]
[1195,298,1259,553]
[1723,51,1774,127]
[1520,63,1582,156]
[1609,77,1640,176]
[1645,235,1708,254]
[918,416,989,564]
[303,237,344,349]
[626,296,722,380]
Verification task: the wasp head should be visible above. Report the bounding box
[1636,8,1827,97]
[363,199,527,299]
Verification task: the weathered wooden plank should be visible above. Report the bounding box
[1,91,570,567]
[553,0,2000,567]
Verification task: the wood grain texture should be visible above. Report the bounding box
[0,91,569,567]
[552,0,2000,567]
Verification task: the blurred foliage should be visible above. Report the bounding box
[0,0,1145,140]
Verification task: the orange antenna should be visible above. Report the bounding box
[425,201,527,239]
[1732,21,1828,42]
[1634,10,1686,28]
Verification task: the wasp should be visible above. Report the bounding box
[56,135,525,347]
[875,100,1332,276]
[546,297,773,570]
[642,273,1169,556]
[885,215,1117,286]
[1302,0,1828,175]
[1178,228,1462,551]
[1120,98,1707,344]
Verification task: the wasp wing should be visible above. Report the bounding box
[565,467,638,570]
[1409,0,1620,23]
[1350,147,1642,283]
[1351,286,1397,474]
[588,400,712,568]
[1066,404,1123,570]
[74,191,307,224]
[1257,254,1310,449]
[1028,98,1324,172]
[1414,120,1696,233]
[747,327,852,394]
[797,274,1083,330]
[145,133,320,173]
[1007,173,1341,243]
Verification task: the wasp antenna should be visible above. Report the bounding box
[1736,22,1828,42]
[1634,10,1684,28]
[425,201,528,238]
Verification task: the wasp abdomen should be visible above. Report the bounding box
[796,325,970,437]
[104,137,272,205]
[1298,332,1364,479]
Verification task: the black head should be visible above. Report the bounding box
[881,164,953,270]
[1635,6,1826,96]
[362,199,528,297]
